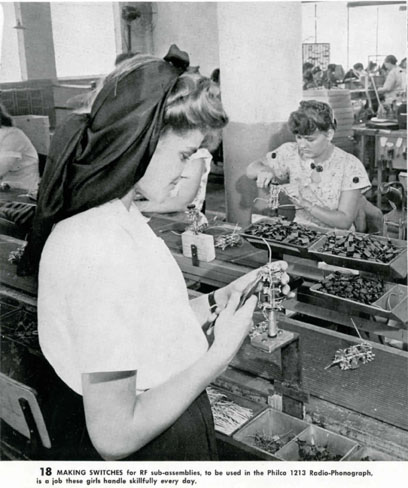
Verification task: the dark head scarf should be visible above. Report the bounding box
[17,46,189,276]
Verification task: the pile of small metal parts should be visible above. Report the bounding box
[252,430,295,454]
[246,218,321,247]
[206,387,254,435]
[318,233,402,263]
[214,232,242,250]
[325,342,375,371]
[318,272,385,305]
[8,244,26,265]
[296,439,342,461]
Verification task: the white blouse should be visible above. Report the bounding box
[38,199,208,395]
[0,126,39,192]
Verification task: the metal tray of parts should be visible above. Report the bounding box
[373,284,408,323]
[233,408,309,460]
[309,273,397,318]
[274,424,359,461]
[241,218,327,258]
[308,232,407,279]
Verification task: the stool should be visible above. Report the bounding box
[0,372,51,459]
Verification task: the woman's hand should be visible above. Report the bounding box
[256,168,275,189]
[213,261,290,314]
[211,292,257,364]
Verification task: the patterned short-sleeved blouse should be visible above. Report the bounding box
[263,142,371,227]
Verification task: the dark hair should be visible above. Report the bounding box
[367,61,377,71]
[312,66,321,74]
[210,68,220,84]
[163,70,228,133]
[384,55,397,65]
[353,63,364,71]
[0,103,13,127]
[327,64,337,72]
[303,62,314,72]
[288,100,337,135]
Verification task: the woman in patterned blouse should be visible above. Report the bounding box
[247,100,371,229]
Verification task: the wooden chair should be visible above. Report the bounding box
[0,372,51,459]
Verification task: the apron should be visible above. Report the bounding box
[39,365,218,461]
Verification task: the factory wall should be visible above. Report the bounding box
[51,2,117,78]
[0,2,22,82]
[302,2,407,70]
[217,1,302,224]
[151,2,219,77]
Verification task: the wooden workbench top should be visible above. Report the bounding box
[1,214,407,437]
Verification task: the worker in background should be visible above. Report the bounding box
[322,64,339,88]
[302,62,314,74]
[0,103,39,193]
[343,63,367,86]
[378,55,406,104]
[246,100,372,230]
[135,129,222,218]
[311,66,323,88]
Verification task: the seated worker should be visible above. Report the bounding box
[378,55,406,104]
[321,64,339,88]
[135,130,222,216]
[0,103,39,193]
[343,63,367,86]
[246,100,371,230]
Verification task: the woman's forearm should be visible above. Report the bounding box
[246,159,266,179]
[0,156,17,178]
[84,345,228,460]
[307,205,354,229]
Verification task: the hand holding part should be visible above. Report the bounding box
[211,292,258,360]
[256,169,275,189]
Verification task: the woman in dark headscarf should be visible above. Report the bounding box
[27,48,284,461]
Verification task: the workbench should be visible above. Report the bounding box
[0,214,407,460]
[352,125,407,208]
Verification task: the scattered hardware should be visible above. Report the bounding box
[214,229,242,250]
[296,438,342,461]
[324,342,375,370]
[252,430,295,454]
[8,244,26,265]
